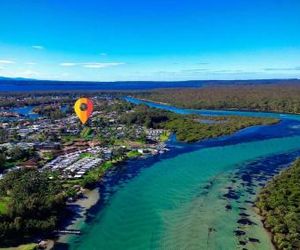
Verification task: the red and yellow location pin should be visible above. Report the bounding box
[74,98,93,124]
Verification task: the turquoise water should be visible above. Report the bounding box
[63,100,300,250]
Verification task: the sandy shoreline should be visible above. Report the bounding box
[55,187,100,245]
[252,206,276,250]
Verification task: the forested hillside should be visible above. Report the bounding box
[135,84,300,114]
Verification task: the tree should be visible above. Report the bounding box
[0,153,6,170]
[0,169,66,242]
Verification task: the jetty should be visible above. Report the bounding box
[54,229,81,235]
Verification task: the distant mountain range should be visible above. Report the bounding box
[0,76,299,92]
[0,76,299,84]
[0,76,37,81]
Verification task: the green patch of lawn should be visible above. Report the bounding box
[0,243,38,250]
[112,139,126,146]
[79,152,93,158]
[80,127,93,138]
[127,150,142,158]
[159,131,170,142]
[0,197,10,215]
[42,152,54,160]
[18,243,38,250]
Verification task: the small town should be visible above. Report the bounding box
[0,95,170,183]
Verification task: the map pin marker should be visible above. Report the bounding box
[74,98,93,124]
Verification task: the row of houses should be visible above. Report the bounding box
[42,146,112,179]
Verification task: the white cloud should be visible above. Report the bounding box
[0,60,15,64]
[59,62,124,68]
[83,62,124,68]
[60,62,77,66]
[25,62,36,65]
[32,45,44,50]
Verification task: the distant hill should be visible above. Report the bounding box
[0,76,37,81]
[0,77,299,92]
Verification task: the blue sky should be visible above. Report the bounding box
[0,0,299,81]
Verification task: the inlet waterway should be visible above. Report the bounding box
[61,98,300,250]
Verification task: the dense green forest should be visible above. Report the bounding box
[121,105,278,142]
[135,84,300,114]
[256,159,300,250]
[0,169,66,244]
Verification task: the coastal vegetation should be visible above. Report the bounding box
[256,159,300,250]
[0,169,66,245]
[80,159,123,188]
[79,161,114,188]
[121,105,278,142]
[135,84,300,114]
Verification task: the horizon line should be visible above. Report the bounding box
[0,77,299,84]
